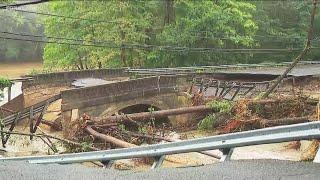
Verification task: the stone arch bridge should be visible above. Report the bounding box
[60,76,194,133]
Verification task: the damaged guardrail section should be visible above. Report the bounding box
[1,121,320,166]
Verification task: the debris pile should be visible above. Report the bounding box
[198,96,318,134]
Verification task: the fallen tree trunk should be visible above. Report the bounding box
[90,126,221,159]
[92,105,213,124]
[41,119,62,131]
[261,116,311,127]
[247,99,318,106]
[85,126,136,148]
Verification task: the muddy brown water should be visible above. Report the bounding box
[0,62,43,106]
[0,62,42,78]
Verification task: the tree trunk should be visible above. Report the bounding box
[164,0,175,26]
[85,126,136,148]
[40,119,62,131]
[91,105,213,124]
[261,116,310,127]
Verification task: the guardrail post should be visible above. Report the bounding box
[8,85,12,101]
[32,101,49,134]
[2,112,20,147]
[101,160,114,168]
[29,106,34,140]
[231,85,241,100]
[151,155,165,169]
[219,148,234,162]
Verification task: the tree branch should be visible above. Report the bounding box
[0,130,100,151]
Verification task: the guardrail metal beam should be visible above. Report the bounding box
[1,121,319,164]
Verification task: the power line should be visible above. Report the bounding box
[1,14,316,44]
[5,9,314,41]
[0,14,45,26]
[2,9,318,43]
[0,0,49,9]
[7,8,122,24]
[1,32,317,53]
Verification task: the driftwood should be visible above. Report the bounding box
[247,98,318,106]
[91,105,213,124]
[262,0,318,98]
[85,126,136,148]
[261,116,311,127]
[0,130,99,151]
[90,126,221,159]
[41,119,62,131]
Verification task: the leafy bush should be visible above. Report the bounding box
[206,100,233,114]
[0,77,13,89]
[198,100,233,130]
[198,114,217,131]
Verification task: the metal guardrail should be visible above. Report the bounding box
[1,121,320,166]
[126,61,320,76]
[2,94,61,126]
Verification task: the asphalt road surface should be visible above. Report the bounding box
[1,160,320,180]
[221,64,320,77]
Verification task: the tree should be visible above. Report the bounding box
[146,0,258,67]
[41,0,258,69]
[0,4,43,62]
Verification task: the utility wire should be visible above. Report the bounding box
[7,8,122,24]
[0,0,49,9]
[1,32,318,53]
[1,14,317,44]
[0,14,45,26]
[1,31,314,51]
[2,10,318,43]
[4,9,317,41]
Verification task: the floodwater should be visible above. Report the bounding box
[0,62,43,78]
[0,62,42,106]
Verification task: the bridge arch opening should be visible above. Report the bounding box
[117,104,170,131]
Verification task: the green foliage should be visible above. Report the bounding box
[33,1,320,68]
[197,114,217,131]
[148,107,155,113]
[251,1,320,63]
[0,77,13,89]
[40,0,260,69]
[27,68,55,75]
[138,126,147,134]
[79,142,92,152]
[206,100,233,114]
[198,100,233,130]
[118,124,126,131]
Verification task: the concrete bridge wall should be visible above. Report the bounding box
[22,68,128,91]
